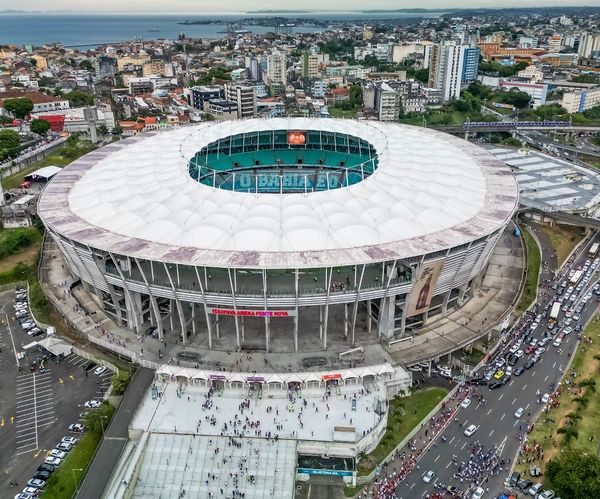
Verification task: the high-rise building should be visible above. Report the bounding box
[428,43,467,101]
[303,52,320,78]
[578,32,600,59]
[375,82,401,122]
[266,50,287,86]
[461,47,480,82]
[224,82,257,118]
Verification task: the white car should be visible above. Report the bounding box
[61,436,78,445]
[541,393,551,404]
[44,456,61,466]
[84,400,102,408]
[472,487,485,499]
[464,424,478,437]
[408,365,423,372]
[563,327,573,335]
[509,344,520,354]
[26,479,45,489]
[50,449,66,459]
[422,470,434,483]
[460,398,472,409]
[514,407,524,418]
[515,349,524,358]
[94,366,107,375]
[68,423,85,433]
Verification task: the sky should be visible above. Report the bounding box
[2,0,600,13]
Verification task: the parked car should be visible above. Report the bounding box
[423,470,434,483]
[49,449,66,459]
[61,436,78,445]
[472,487,485,499]
[514,366,525,376]
[26,478,46,489]
[509,471,520,487]
[528,482,543,496]
[55,442,72,452]
[68,424,85,433]
[32,470,51,481]
[44,456,61,466]
[537,490,555,499]
[84,400,102,408]
[94,366,107,375]
[461,398,472,409]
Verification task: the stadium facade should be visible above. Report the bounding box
[38,118,519,352]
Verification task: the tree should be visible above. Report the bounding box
[97,124,109,137]
[111,371,130,395]
[414,68,429,83]
[30,119,51,135]
[82,402,115,433]
[79,60,93,71]
[64,90,94,107]
[557,426,579,443]
[546,449,600,499]
[0,129,21,159]
[111,124,123,137]
[2,97,34,119]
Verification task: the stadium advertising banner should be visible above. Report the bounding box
[406,259,445,317]
[287,131,306,145]
[209,308,296,317]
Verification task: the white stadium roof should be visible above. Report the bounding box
[38,118,518,269]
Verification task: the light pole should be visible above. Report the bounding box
[72,467,84,495]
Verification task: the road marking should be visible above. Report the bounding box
[501,413,506,421]
[512,397,517,405]
[409,483,415,490]
[449,436,455,445]
[552,362,557,368]
[544,375,549,382]
[434,454,440,462]
[486,409,492,416]
[461,441,467,450]
[522,384,527,391]
[532,370,537,376]
[498,394,504,400]
[489,429,494,437]
[525,403,530,410]
[446,462,452,469]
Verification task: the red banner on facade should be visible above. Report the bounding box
[209,308,295,318]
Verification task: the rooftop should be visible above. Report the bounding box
[38,119,518,269]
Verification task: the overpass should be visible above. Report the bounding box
[433,124,600,133]
[520,206,600,229]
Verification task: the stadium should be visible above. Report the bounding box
[38,118,519,353]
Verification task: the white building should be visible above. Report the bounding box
[578,32,600,59]
[428,43,465,101]
[224,82,256,118]
[498,80,548,108]
[267,50,287,86]
[561,86,600,113]
[517,65,544,83]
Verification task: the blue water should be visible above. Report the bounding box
[0,12,444,48]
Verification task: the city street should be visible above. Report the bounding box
[392,230,599,499]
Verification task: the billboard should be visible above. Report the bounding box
[209,308,296,317]
[405,259,445,317]
[287,131,306,145]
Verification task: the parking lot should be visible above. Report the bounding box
[0,288,114,496]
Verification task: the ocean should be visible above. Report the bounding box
[0,12,445,48]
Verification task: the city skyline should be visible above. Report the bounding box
[2,0,600,13]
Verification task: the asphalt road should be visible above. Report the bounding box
[395,230,600,499]
[74,366,155,499]
[0,288,111,495]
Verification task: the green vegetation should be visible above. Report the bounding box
[517,227,541,312]
[1,135,96,190]
[538,224,585,266]
[0,128,21,160]
[330,84,362,118]
[82,402,116,433]
[546,450,600,499]
[41,403,116,499]
[64,90,95,107]
[356,388,448,476]
[111,371,130,395]
[30,118,51,135]
[571,74,600,84]
[0,227,42,260]
[2,97,34,119]
[479,60,528,77]
[191,67,232,85]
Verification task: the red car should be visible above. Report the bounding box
[524,345,537,354]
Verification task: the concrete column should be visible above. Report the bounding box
[441,290,452,315]
[344,303,349,338]
[241,316,245,341]
[367,300,372,335]
[216,316,220,339]
[191,303,196,336]
[169,300,174,331]
[265,317,271,352]
[319,306,323,340]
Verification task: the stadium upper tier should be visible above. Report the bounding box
[38,118,519,269]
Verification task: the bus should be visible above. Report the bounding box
[570,270,583,286]
[548,301,561,329]
[589,243,599,259]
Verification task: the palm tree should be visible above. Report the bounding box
[564,412,582,422]
[557,426,579,443]
[573,396,589,408]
